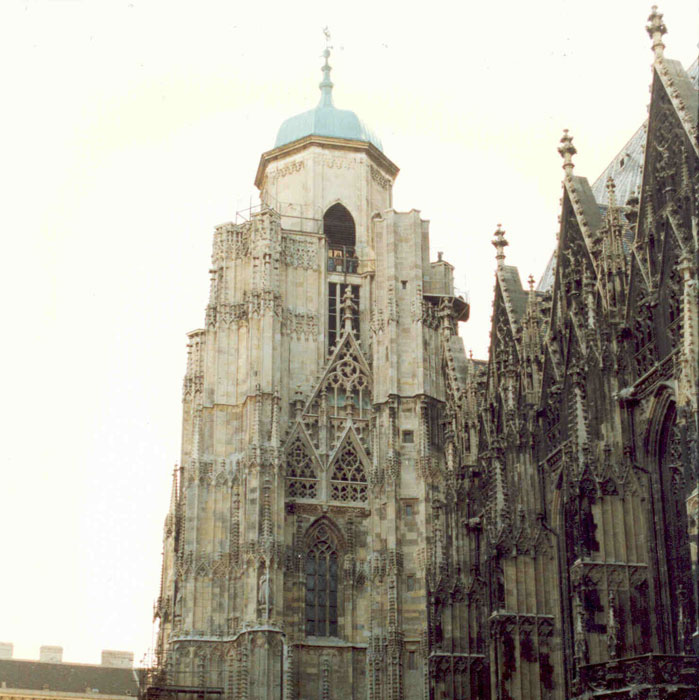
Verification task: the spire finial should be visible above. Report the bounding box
[342,285,357,333]
[558,129,577,176]
[528,274,536,292]
[169,465,179,511]
[492,224,509,267]
[606,176,617,209]
[646,6,667,59]
[319,27,334,107]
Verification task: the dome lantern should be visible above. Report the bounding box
[273,45,383,152]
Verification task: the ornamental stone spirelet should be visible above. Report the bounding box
[558,129,576,175]
[646,5,667,59]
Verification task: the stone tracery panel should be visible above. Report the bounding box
[329,444,368,503]
[286,437,318,500]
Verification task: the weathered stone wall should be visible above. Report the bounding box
[150,10,698,699]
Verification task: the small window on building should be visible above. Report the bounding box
[407,651,417,670]
[402,430,414,444]
[404,503,413,517]
[428,403,444,448]
[407,575,415,591]
[401,280,407,289]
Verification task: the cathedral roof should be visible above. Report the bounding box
[591,123,646,207]
[274,48,383,152]
[538,56,698,293]
[498,265,530,322]
[591,57,697,206]
[537,253,556,293]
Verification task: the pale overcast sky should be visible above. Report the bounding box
[1,0,697,666]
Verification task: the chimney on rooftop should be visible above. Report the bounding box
[0,643,13,660]
[101,650,134,668]
[39,646,63,663]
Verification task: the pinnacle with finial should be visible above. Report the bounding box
[342,285,356,332]
[646,6,667,60]
[625,186,640,227]
[606,176,617,208]
[492,224,508,267]
[319,27,334,107]
[558,129,576,175]
[527,275,538,317]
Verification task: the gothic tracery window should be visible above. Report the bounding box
[305,525,339,637]
[329,444,368,502]
[285,437,318,499]
[325,342,368,413]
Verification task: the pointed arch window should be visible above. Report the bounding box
[305,525,339,637]
[329,444,368,502]
[324,203,356,253]
[325,203,358,275]
[285,437,318,499]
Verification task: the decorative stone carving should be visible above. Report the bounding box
[281,235,318,269]
[371,165,391,189]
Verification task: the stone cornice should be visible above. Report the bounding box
[255,136,399,189]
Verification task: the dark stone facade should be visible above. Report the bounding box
[432,8,698,698]
[144,8,698,700]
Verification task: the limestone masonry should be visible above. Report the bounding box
[144,8,698,699]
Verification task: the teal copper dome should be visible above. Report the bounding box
[274,48,383,152]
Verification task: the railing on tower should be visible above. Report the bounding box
[245,193,323,235]
[327,245,359,273]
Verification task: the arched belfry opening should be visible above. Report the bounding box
[324,203,357,273]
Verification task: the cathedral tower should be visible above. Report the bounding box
[150,46,471,699]
[148,9,697,699]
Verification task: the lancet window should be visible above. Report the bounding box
[285,437,318,500]
[329,444,368,503]
[305,525,339,637]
